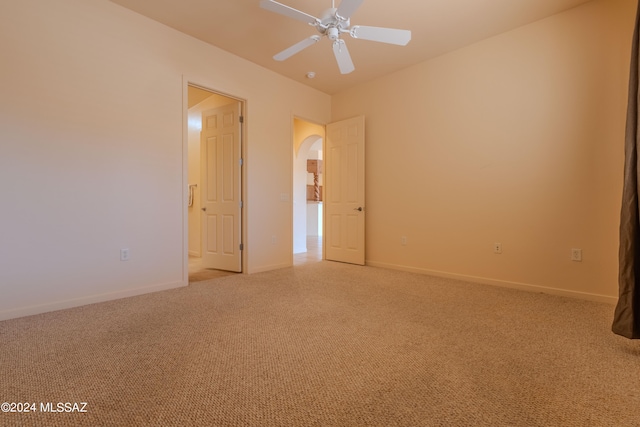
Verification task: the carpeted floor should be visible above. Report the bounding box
[188,255,238,283]
[1,261,639,426]
[189,268,236,283]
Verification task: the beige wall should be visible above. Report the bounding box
[331,0,635,301]
[294,119,326,156]
[0,0,330,320]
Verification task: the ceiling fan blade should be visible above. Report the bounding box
[350,25,412,46]
[274,35,321,61]
[260,0,320,25]
[336,0,364,21]
[332,39,355,74]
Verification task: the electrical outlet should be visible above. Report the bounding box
[494,243,502,254]
[401,236,407,246]
[120,248,131,261]
[571,248,582,262]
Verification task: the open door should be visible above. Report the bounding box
[200,102,242,272]
[325,115,365,265]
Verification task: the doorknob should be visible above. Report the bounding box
[354,207,363,212]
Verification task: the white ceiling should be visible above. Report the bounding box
[109,0,593,94]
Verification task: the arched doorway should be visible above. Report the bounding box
[293,118,325,263]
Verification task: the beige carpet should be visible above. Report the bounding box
[189,268,236,283]
[1,261,639,426]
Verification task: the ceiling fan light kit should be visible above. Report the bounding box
[260,0,411,74]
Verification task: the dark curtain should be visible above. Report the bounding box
[613,1,640,339]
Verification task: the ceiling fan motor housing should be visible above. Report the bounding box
[319,8,350,40]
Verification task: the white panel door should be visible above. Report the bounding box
[200,103,242,272]
[325,115,365,265]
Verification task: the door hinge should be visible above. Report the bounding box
[239,200,243,208]
[239,243,244,251]
[239,116,244,124]
[239,158,243,166]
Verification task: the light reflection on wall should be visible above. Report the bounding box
[188,116,202,131]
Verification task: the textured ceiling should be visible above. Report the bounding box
[110,0,593,94]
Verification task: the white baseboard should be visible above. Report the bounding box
[366,260,618,305]
[0,280,187,322]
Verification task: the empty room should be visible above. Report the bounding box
[1,0,639,425]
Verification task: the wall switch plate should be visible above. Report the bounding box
[120,248,131,261]
[494,243,502,254]
[401,236,407,246]
[571,248,582,262]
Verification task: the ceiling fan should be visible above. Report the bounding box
[259,0,411,74]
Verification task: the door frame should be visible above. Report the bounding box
[182,76,247,282]
[292,116,327,262]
